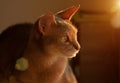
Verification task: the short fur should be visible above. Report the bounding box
[0,5,80,83]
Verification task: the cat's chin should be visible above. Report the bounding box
[68,54,77,58]
[67,51,79,58]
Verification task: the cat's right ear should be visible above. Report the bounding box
[56,5,80,20]
[37,13,56,35]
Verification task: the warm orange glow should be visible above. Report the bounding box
[117,0,120,9]
[111,0,120,12]
[114,0,120,11]
[111,13,120,28]
[111,0,120,28]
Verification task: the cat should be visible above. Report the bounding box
[0,5,80,83]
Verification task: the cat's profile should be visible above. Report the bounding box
[0,5,80,83]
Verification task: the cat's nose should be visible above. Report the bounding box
[72,42,81,51]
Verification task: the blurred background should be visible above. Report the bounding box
[0,0,120,83]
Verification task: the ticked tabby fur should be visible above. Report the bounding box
[0,5,80,83]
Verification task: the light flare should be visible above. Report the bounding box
[117,0,120,9]
[111,0,120,28]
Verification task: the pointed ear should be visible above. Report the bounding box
[56,5,80,20]
[37,13,56,35]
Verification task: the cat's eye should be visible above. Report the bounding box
[61,36,69,44]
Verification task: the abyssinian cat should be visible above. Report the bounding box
[0,5,80,83]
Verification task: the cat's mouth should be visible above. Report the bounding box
[65,48,80,58]
[67,51,79,58]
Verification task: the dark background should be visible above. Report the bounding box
[71,11,120,83]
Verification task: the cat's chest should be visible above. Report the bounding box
[14,55,68,83]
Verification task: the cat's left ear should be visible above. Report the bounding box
[37,13,56,35]
[56,5,80,20]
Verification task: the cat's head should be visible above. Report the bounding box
[35,5,80,58]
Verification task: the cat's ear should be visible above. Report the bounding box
[37,13,56,35]
[56,5,80,20]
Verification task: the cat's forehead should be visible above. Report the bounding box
[55,17,77,33]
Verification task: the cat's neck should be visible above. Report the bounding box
[16,39,68,83]
[17,50,67,83]
[24,37,67,69]
[13,27,69,82]
[24,28,67,67]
